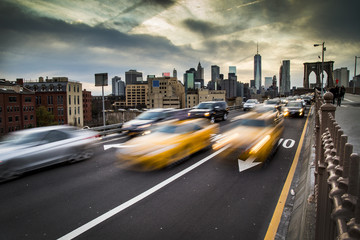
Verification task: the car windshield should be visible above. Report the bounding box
[137,111,164,120]
[195,103,214,110]
[155,123,199,134]
[0,131,47,145]
[255,106,276,113]
[265,100,278,105]
[246,100,257,103]
[286,102,302,107]
[232,119,271,127]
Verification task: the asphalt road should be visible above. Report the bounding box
[0,110,308,240]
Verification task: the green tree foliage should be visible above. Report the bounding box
[36,106,57,127]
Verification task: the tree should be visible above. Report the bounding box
[36,106,57,127]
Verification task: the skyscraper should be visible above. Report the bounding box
[333,67,349,87]
[229,66,236,75]
[125,70,143,85]
[279,60,291,96]
[254,45,262,91]
[196,62,204,80]
[211,65,220,82]
[112,76,125,96]
[265,77,272,90]
[173,68,177,79]
[184,68,196,90]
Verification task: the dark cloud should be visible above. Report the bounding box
[0,0,193,82]
[258,0,360,42]
[182,19,221,38]
[121,0,176,14]
[0,1,183,59]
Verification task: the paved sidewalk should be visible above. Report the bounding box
[334,93,360,154]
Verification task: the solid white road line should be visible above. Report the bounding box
[57,145,229,240]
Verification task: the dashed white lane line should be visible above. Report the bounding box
[344,98,354,103]
[57,145,229,240]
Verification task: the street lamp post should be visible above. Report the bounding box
[355,56,360,93]
[314,42,326,96]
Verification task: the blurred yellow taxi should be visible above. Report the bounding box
[213,110,284,165]
[116,118,219,171]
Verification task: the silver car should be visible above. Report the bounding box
[0,125,100,181]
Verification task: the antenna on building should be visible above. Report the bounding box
[257,42,259,54]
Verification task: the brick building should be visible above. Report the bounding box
[0,79,36,136]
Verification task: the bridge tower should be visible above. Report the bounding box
[303,61,334,89]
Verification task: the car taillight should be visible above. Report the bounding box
[84,135,101,139]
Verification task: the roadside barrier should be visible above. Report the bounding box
[314,89,360,239]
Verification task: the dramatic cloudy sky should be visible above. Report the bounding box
[0,0,359,95]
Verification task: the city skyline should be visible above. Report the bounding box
[1,0,359,96]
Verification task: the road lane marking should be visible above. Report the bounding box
[344,98,354,103]
[264,106,312,240]
[57,145,230,240]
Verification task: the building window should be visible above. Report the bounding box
[69,107,71,115]
[69,85,71,91]
[69,95,71,104]
[57,95,64,104]
[74,96,76,105]
[30,115,34,120]
[15,116,19,122]
[77,85,79,92]
[9,96,17,102]
[58,108,64,116]
[36,96,42,105]
[48,96,53,104]
[25,97,32,102]
[77,96,79,104]
[78,117,80,124]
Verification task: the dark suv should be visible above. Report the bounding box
[122,108,189,136]
[187,101,229,123]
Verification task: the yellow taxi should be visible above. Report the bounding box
[116,118,219,171]
[213,110,284,165]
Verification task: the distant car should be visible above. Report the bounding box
[0,125,100,181]
[213,111,284,164]
[283,100,305,118]
[116,119,219,171]
[121,108,189,136]
[301,95,312,105]
[263,98,282,112]
[187,101,229,123]
[243,99,259,111]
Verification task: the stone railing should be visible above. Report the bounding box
[314,90,360,239]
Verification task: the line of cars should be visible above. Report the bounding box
[116,99,287,171]
[1,95,312,181]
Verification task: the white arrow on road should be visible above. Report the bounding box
[238,156,261,172]
[103,144,124,151]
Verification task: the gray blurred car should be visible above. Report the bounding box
[0,125,100,181]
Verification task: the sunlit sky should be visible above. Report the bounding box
[1,0,359,95]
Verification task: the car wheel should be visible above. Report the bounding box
[210,116,216,124]
[0,169,20,182]
[68,148,94,163]
[222,113,228,121]
[81,148,94,160]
